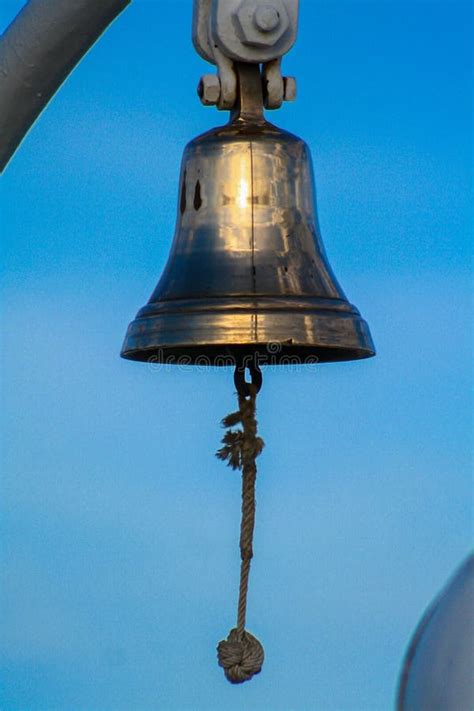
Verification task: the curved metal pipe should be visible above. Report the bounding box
[0,0,131,172]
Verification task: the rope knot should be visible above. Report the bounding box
[217,628,264,684]
[216,392,264,471]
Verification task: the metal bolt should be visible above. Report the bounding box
[283,76,296,102]
[254,4,281,33]
[235,0,289,49]
[197,74,221,106]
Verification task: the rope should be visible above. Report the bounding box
[215,383,265,684]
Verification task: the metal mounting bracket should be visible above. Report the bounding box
[193,0,299,111]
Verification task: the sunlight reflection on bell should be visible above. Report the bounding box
[237,178,249,209]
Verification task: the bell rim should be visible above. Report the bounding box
[120,342,375,366]
[120,295,375,365]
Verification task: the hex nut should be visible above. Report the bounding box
[283,76,296,102]
[197,74,221,106]
[235,0,289,49]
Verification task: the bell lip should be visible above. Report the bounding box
[120,295,375,366]
[120,341,375,366]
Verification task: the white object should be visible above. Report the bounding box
[192,0,298,109]
[398,555,474,711]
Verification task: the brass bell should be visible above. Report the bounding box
[121,65,375,366]
[121,32,376,686]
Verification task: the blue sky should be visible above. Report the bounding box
[1,1,472,709]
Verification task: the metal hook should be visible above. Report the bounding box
[234,360,263,398]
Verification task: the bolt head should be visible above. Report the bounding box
[197,74,221,106]
[283,76,297,102]
[235,0,289,49]
[254,5,281,32]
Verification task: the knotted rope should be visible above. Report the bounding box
[215,382,265,684]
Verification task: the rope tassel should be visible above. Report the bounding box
[216,381,265,683]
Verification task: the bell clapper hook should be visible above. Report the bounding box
[234,358,263,399]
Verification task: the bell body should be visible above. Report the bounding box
[121,119,375,364]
